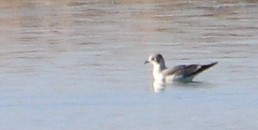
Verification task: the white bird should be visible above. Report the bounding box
[145,54,217,84]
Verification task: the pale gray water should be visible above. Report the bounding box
[0,0,258,129]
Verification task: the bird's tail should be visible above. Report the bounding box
[192,62,218,76]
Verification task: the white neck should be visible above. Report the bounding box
[152,63,166,81]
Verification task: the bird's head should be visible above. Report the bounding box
[144,53,165,67]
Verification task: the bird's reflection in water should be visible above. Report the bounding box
[152,81,207,93]
[153,81,166,93]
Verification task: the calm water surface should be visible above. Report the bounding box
[0,0,258,129]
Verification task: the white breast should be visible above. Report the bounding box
[153,72,164,83]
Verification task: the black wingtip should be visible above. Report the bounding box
[210,62,218,66]
[191,62,218,76]
[203,62,218,70]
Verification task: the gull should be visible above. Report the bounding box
[145,54,217,84]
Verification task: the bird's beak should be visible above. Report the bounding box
[144,60,149,64]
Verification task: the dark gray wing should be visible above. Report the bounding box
[162,62,217,78]
[162,64,199,78]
